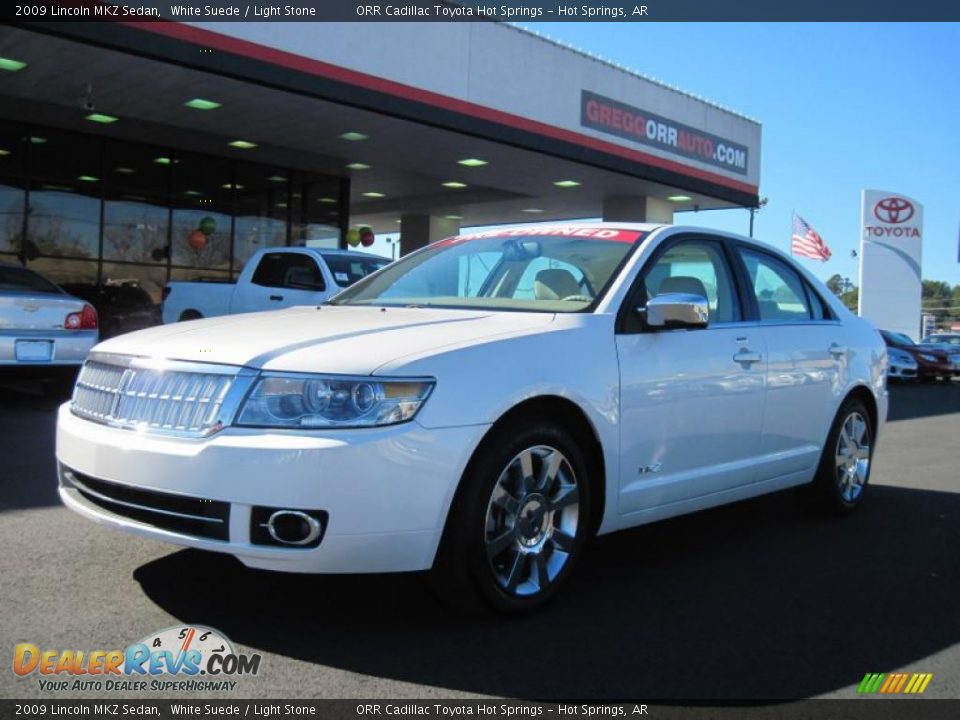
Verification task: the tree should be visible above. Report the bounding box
[825,274,844,296]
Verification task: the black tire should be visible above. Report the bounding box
[797,396,874,515]
[430,420,593,615]
[179,310,203,321]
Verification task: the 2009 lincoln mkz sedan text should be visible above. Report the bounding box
[56,224,888,613]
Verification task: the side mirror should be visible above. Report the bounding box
[640,292,709,330]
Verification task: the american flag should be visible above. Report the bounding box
[791,212,832,261]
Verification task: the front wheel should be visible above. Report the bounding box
[798,397,873,515]
[431,423,592,615]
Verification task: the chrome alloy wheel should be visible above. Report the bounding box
[836,411,871,503]
[484,445,580,597]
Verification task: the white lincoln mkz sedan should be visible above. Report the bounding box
[56,224,887,613]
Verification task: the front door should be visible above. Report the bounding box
[616,237,766,516]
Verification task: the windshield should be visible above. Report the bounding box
[330,228,645,312]
[882,330,916,346]
[923,334,959,345]
[0,266,62,295]
[325,254,391,288]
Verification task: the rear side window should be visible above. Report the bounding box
[739,248,813,321]
[805,282,832,320]
[0,266,62,295]
[251,253,325,291]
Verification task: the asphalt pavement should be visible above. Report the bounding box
[1,379,957,701]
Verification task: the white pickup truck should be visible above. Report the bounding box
[161,247,389,323]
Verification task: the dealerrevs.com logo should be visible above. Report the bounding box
[874,197,915,224]
[13,625,261,692]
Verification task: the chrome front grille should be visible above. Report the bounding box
[71,354,254,437]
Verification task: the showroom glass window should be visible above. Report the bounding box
[233,162,289,274]
[170,151,233,281]
[0,120,26,261]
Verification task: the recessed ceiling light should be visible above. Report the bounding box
[221,183,245,190]
[292,193,301,199]
[445,215,463,220]
[522,208,544,213]
[115,167,135,174]
[395,219,402,224]
[457,158,488,167]
[77,175,99,183]
[318,197,338,204]
[275,202,288,208]
[0,57,27,72]
[185,98,222,110]
[228,140,257,149]
[29,137,46,145]
[346,162,370,170]
[339,132,368,141]
[442,181,467,189]
[667,195,692,202]
[184,190,202,196]
[267,175,287,182]
[553,180,580,188]
[362,191,385,198]
[0,149,10,156]
[154,157,173,165]
[85,113,118,124]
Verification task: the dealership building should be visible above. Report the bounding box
[0,20,761,320]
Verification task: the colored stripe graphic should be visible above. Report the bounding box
[857,673,885,693]
[858,672,932,694]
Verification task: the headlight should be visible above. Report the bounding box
[919,353,938,362]
[236,374,434,428]
[888,349,917,366]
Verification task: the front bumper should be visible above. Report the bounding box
[56,405,487,573]
[887,363,917,380]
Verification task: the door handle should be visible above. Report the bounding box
[269,295,284,301]
[829,343,847,358]
[733,350,762,365]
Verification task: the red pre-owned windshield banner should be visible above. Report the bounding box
[444,227,646,244]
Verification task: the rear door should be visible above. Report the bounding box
[734,245,846,480]
[232,252,327,313]
[616,235,766,515]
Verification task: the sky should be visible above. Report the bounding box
[461,22,960,287]
[13,24,953,290]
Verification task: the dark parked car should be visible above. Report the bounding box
[60,283,161,340]
[880,329,959,382]
[921,332,960,349]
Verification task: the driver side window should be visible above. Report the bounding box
[643,240,740,324]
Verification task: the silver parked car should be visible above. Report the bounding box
[0,263,99,393]
[886,347,918,381]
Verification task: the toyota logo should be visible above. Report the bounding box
[874,197,914,224]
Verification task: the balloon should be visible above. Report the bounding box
[359,226,375,247]
[199,216,217,236]
[187,229,207,251]
[346,228,360,247]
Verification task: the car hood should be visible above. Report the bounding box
[919,343,960,356]
[92,305,557,374]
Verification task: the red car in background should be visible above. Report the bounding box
[880,329,960,382]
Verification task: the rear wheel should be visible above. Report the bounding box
[798,397,873,515]
[431,422,592,615]
[179,310,202,321]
